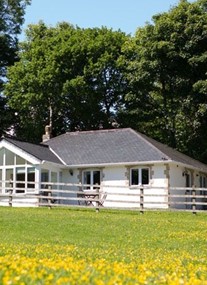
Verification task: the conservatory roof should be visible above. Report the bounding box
[0,136,63,165]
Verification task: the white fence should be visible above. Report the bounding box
[0,181,207,213]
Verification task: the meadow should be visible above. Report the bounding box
[0,207,207,284]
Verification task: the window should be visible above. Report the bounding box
[130,168,149,186]
[6,169,13,192]
[0,148,4,165]
[200,175,206,188]
[16,155,25,165]
[51,172,57,190]
[185,173,192,187]
[0,149,27,166]
[16,167,25,193]
[41,169,49,190]
[41,170,49,182]
[5,149,14,165]
[199,175,207,197]
[27,168,35,189]
[82,170,100,190]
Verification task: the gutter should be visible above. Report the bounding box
[61,159,207,173]
[63,160,174,169]
[41,159,207,173]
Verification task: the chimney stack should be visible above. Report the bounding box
[42,125,52,143]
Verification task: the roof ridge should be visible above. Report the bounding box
[43,128,133,143]
[66,128,129,135]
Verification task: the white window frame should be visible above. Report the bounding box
[130,167,150,186]
[82,170,101,191]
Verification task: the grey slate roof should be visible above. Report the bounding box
[1,136,63,165]
[44,128,207,172]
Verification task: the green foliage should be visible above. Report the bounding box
[5,23,128,141]
[0,0,31,136]
[121,0,207,161]
[3,0,207,162]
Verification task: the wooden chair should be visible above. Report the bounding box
[99,192,107,207]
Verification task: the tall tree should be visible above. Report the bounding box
[121,0,207,161]
[5,23,128,142]
[0,0,31,136]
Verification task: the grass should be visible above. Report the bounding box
[0,207,207,284]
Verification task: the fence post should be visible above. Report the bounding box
[9,189,13,207]
[48,185,52,209]
[140,187,144,214]
[95,184,99,213]
[192,185,196,215]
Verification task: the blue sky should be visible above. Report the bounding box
[20,0,190,39]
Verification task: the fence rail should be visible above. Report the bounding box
[0,181,207,213]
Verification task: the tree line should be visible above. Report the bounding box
[1,0,207,162]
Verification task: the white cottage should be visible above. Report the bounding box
[0,128,207,209]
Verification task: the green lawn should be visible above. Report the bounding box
[1,207,206,250]
[0,207,207,284]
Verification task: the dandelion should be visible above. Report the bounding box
[0,242,207,284]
